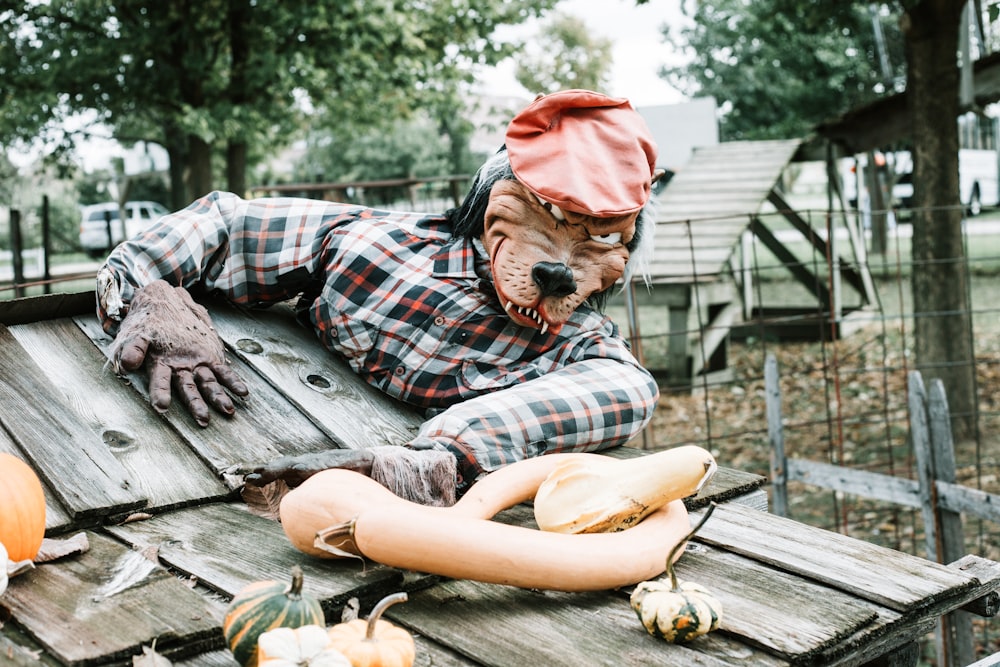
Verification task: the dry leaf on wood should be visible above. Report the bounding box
[33,532,90,563]
[242,479,290,520]
[341,597,360,622]
[132,641,172,666]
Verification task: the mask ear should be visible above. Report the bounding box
[651,168,667,186]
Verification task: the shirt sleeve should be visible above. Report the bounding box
[96,191,356,333]
[407,354,659,487]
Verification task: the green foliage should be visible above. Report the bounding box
[298,112,452,183]
[663,0,906,140]
[0,0,557,194]
[514,12,614,95]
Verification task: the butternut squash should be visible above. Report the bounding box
[279,467,694,591]
[532,445,717,534]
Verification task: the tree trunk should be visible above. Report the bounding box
[165,129,189,211]
[225,0,250,196]
[903,0,976,440]
[185,135,214,201]
[227,141,248,196]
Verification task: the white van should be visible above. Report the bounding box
[844,149,999,218]
[79,200,170,258]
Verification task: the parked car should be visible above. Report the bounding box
[79,200,170,258]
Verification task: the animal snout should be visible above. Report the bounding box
[531,261,577,298]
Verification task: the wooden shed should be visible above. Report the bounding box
[622,139,877,388]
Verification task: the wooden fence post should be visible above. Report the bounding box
[927,378,975,667]
[9,209,24,298]
[41,195,51,294]
[765,353,787,516]
[908,371,974,667]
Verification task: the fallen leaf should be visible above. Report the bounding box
[33,532,90,563]
[242,480,289,521]
[341,597,360,622]
[133,641,172,666]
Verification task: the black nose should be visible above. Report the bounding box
[531,262,577,298]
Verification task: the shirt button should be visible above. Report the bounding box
[434,315,446,326]
[394,366,406,376]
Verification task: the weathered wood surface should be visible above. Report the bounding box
[1,298,998,667]
[0,426,72,529]
[1,531,223,666]
[210,301,422,450]
[393,578,787,667]
[671,542,878,662]
[104,502,406,609]
[0,325,146,521]
[9,319,230,525]
[651,139,802,282]
[74,313,341,476]
[693,502,979,613]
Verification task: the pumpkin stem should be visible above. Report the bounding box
[366,592,408,641]
[287,564,305,600]
[666,502,717,591]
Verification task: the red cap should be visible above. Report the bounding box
[505,90,658,217]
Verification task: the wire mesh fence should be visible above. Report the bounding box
[607,200,1000,663]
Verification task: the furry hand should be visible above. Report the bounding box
[110,280,249,426]
[244,450,376,487]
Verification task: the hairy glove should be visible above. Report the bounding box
[110,280,249,426]
[245,446,457,506]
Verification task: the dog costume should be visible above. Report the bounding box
[96,89,660,504]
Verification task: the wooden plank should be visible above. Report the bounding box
[209,301,423,450]
[173,638,483,667]
[787,457,1000,525]
[104,502,406,608]
[74,313,339,475]
[0,290,93,325]
[927,379,976,667]
[908,372,940,563]
[787,458,923,509]
[651,248,735,264]
[661,193,775,209]
[765,353,788,517]
[950,554,1000,617]
[9,319,230,513]
[668,542,879,662]
[0,429,72,531]
[660,172,780,188]
[0,325,146,521]
[693,503,980,613]
[0,531,223,666]
[393,578,789,667]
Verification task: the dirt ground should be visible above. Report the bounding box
[642,328,1000,664]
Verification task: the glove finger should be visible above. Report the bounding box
[148,360,173,413]
[194,366,236,416]
[116,336,151,372]
[173,368,211,427]
[209,362,250,397]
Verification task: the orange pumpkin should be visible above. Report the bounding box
[327,593,415,667]
[0,453,46,561]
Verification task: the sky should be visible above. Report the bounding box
[477,0,691,107]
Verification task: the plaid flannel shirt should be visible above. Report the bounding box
[98,191,659,484]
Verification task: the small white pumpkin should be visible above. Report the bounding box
[257,624,351,667]
[630,503,723,643]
